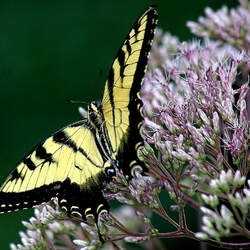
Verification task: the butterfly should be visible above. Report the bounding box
[0,6,157,231]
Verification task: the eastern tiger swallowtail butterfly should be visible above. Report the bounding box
[0,6,157,232]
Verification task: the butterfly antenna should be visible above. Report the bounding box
[67,99,89,105]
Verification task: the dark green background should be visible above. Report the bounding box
[0,0,237,249]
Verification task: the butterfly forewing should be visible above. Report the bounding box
[101,6,158,176]
[0,121,106,214]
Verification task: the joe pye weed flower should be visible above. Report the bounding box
[11,0,249,249]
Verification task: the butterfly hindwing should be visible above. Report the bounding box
[57,177,109,220]
[102,6,158,177]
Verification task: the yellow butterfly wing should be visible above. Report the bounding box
[0,121,109,218]
[102,6,157,177]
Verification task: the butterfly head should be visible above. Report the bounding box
[88,101,100,113]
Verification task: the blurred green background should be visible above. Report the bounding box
[0,0,238,249]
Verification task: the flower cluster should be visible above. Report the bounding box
[140,0,249,247]
[187,0,250,51]
[196,171,250,242]
[11,0,249,249]
[10,200,102,250]
[143,37,249,179]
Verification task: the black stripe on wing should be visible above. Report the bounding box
[53,130,78,152]
[23,119,96,171]
[0,182,61,213]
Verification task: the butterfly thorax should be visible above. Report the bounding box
[88,101,104,130]
[88,101,116,164]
